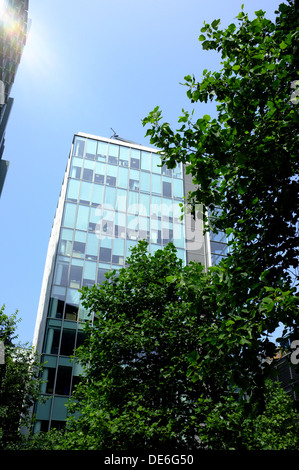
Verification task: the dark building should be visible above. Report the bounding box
[0,0,29,195]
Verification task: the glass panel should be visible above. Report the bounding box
[163,181,172,198]
[55,367,72,395]
[104,186,116,208]
[62,203,77,228]
[65,288,79,321]
[129,168,140,190]
[152,174,161,194]
[83,261,97,287]
[82,168,93,182]
[97,141,108,161]
[91,183,104,207]
[95,161,106,184]
[73,137,85,157]
[60,329,76,356]
[85,139,97,159]
[162,164,172,177]
[66,179,80,202]
[173,178,183,198]
[69,261,83,289]
[128,191,139,214]
[108,144,119,164]
[127,214,139,240]
[54,256,69,286]
[140,171,150,193]
[86,232,100,260]
[72,231,86,258]
[139,193,150,218]
[70,157,82,179]
[116,188,127,212]
[173,223,185,248]
[130,148,140,169]
[59,228,73,256]
[151,195,162,218]
[152,153,162,174]
[162,198,173,220]
[117,166,128,188]
[79,181,93,203]
[119,146,129,167]
[43,326,61,355]
[76,205,90,231]
[112,238,125,264]
[141,151,151,171]
[114,211,126,239]
[173,162,182,179]
[89,206,101,232]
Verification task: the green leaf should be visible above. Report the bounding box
[279,41,288,49]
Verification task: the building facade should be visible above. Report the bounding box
[32,132,227,432]
[0,0,29,195]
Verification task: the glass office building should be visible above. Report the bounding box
[32,132,227,432]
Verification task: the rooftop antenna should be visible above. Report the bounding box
[110,128,141,146]
[110,128,118,139]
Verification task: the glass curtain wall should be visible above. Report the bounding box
[34,136,186,432]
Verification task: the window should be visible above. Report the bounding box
[140,171,150,193]
[54,257,69,286]
[66,179,80,202]
[69,261,83,289]
[104,186,116,208]
[108,144,119,164]
[83,261,97,287]
[116,188,127,212]
[91,183,104,207]
[112,238,125,265]
[119,146,129,167]
[152,174,161,194]
[118,166,128,188]
[55,367,72,396]
[85,139,97,160]
[60,328,76,356]
[163,181,172,198]
[59,228,73,256]
[97,142,108,161]
[152,153,161,174]
[130,148,140,169]
[62,203,77,228]
[141,151,151,171]
[65,288,80,320]
[86,232,99,260]
[99,247,111,262]
[162,164,172,177]
[94,161,106,184]
[173,178,183,198]
[45,368,55,394]
[79,181,92,204]
[73,137,85,157]
[76,205,90,231]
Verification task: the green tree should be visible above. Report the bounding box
[0,305,44,449]
[197,380,299,450]
[62,242,215,450]
[143,0,299,409]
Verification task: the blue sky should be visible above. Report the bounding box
[0,0,280,345]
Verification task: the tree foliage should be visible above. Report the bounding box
[142,0,299,406]
[0,305,44,449]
